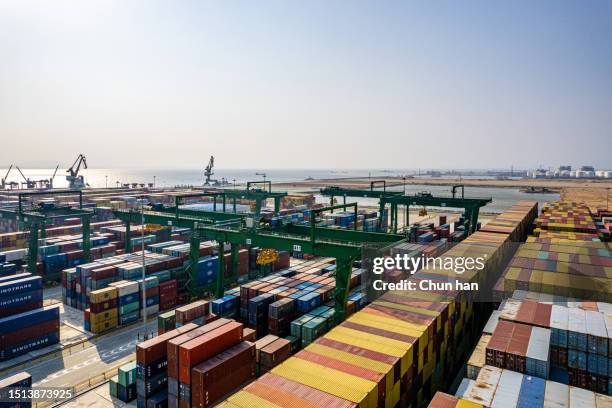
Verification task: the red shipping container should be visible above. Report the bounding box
[178,321,243,384]
[0,301,44,318]
[90,266,118,281]
[136,323,199,365]
[0,320,59,348]
[505,322,531,372]
[160,299,177,312]
[146,286,159,298]
[90,298,117,314]
[175,301,208,324]
[167,319,232,379]
[191,341,256,408]
[255,373,357,408]
[165,257,183,269]
[259,338,291,370]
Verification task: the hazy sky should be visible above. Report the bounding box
[0,1,610,170]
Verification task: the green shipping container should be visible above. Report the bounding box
[320,308,336,330]
[119,301,140,315]
[109,376,119,398]
[290,314,314,338]
[309,305,332,317]
[117,361,137,387]
[301,316,327,346]
[158,310,176,332]
[150,270,171,282]
[285,335,300,353]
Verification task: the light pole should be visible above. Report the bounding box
[140,197,147,339]
[153,176,156,189]
[403,177,408,229]
[105,175,108,189]
[232,178,237,190]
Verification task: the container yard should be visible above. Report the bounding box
[0,176,610,408]
[2,1,611,406]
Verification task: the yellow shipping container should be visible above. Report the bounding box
[272,359,375,408]
[227,391,282,408]
[89,308,118,326]
[305,343,395,397]
[324,330,413,377]
[90,287,118,303]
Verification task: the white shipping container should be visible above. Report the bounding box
[465,366,502,407]
[499,299,521,323]
[585,310,608,354]
[568,308,587,350]
[550,305,568,330]
[526,327,551,378]
[1,248,27,262]
[491,369,523,408]
[595,393,612,408]
[543,381,569,408]
[146,304,159,317]
[569,386,595,408]
[484,310,502,335]
[455,378,475,398]
[114,281,139,297]
[467,334,491,380]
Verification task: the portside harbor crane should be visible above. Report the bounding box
[66,154,88,189]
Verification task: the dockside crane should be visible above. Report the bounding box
[42,165,60,189]
[204,156,216,185]
[16,166,36,189]
[1,165,13,189]
[66,154,88,189]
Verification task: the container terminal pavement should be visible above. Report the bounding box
[0,194,611,408]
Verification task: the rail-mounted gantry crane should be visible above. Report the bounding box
[320,181,491,233]
[112,181,492,324]
[66,154,88,189]
[112,183,406,323]
[0,190,93,280]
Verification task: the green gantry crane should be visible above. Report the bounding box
[114,197,405,323]
[320,181,492,233]
[0,190,94,276]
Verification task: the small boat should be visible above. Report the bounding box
[519,186,558,194]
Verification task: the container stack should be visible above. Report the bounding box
[255,335,291,373]
[0,372,32,408]
[111,280,140,326]
[217,204,542,408]
[0,274,42,318]
[86,286,118,333]
[471,294,612,395]
[164,319,254,408]
[430,365,612,408]
[61,249,186,312]
[109,361,137,403]
[495,239,610,301]
[136,323,200,408]
[211,294,239,319]
[0,305,60,361]
[175,300,210,327]
[268,298,296,336]
[485,319,551,379]
[158,310,176,335]
[159,279,178,311]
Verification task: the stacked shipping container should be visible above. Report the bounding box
[216,202,540,408]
